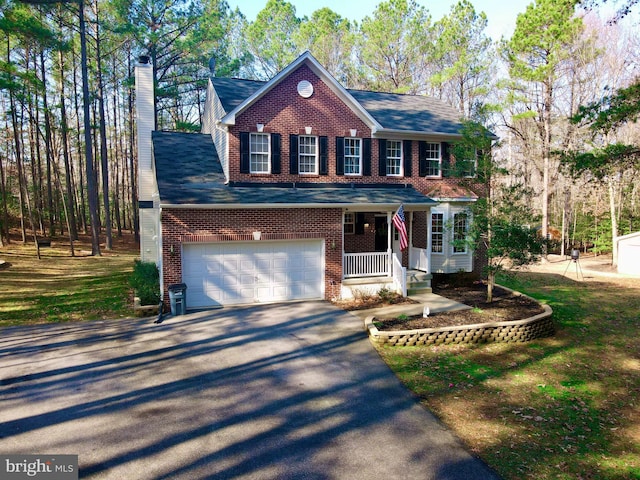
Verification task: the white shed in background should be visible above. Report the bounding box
[616,231,640,275]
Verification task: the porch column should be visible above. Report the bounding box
[427,207,433,273]
[409,211,414,248]
[341,209,345,270]
[408,211,414,268]
[387,210,392,276]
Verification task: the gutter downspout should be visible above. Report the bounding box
[155,205,164,323]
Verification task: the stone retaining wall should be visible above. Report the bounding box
[365,291,554,347]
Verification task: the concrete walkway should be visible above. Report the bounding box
[0,302,500,479]
[349,291,471,321]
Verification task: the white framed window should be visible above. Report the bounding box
[250,133,270,173]
[431,212,444,253]
[344,213,355,234]
[453,212,468,253]
[386,140,402,176]
[299,135,318,174]
[460,151,477,178]
[344,138,361,175]
[424,142,441,177]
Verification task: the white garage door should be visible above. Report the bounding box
[182,240,324,308]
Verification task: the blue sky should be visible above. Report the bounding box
[225,0,537,40]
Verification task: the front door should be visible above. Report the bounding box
[374,216,387,252]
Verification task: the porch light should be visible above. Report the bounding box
[256,123,264,132]
[253,231,261,240]
[305,126,312,134]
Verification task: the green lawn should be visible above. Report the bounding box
[0,236,138,326]
[2,238,639,479]
[378,271,640,480]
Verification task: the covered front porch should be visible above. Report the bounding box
[341,207,433,298]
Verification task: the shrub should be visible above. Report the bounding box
[129,260,160,305]
[378,287,397,303]
[352,288,373,303]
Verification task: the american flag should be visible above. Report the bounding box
[392,205,408,251]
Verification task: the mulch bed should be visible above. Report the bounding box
[375,282,545,331]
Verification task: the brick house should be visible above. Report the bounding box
[136,51,486,309]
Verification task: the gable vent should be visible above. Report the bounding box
[297,80,314,98]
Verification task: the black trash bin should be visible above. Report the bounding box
[168,283,187,316]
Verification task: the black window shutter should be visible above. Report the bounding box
[418,141,427,177]
[336,137,344,176]
[319,136,328,175]
[240,132,250,173]
[403,140,412,177]
[289,134,298,174]
[378,139,387,176]
[271,133,281,174]
[441,142,450,177]
[363,138,371,176]
[355,213,365,235]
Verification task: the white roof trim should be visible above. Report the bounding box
[220,51,382,131]
[429,197,478,203]
[373,128,464,141]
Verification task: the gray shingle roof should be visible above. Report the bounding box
[152,131,435,207]
[211,77,263,112]
[210,77,464,136]
[347,89,462,135]
[153,131,225,203]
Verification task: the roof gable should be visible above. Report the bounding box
[219,51,381,132]
[211,52,466,139]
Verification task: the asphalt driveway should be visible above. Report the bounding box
[0,302,500,479]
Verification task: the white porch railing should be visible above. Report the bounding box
[343,252,390,278]
[409,246,429,272]
[392,253,407,297]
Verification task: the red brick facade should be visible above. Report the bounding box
[158,60,487,306]
[161,207,343,304]
[227,64,485,201]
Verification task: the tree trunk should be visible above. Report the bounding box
[127,52,139,244]
[94,3,112,250]
[9,72,39,258]
[79,0,101,256]
[487,270,494,303]
[111,57,123,237]
[541,78,553,252]
[72,43,87,234]
[39,51,56,238]
[0,134,8,246]
[608,177,618,267]
[57,25,79,241]
[7,39,26,244]
[52,153,75,257]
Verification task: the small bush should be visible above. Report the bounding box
[129,260,160,305]
[352,288,373,303]
[377,287,396,303]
